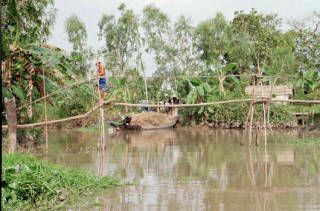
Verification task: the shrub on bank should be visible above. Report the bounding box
[181,103,297,128]
[2,153,119,210]
[269,104,297,127]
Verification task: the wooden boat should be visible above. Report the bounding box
[109,116,178,131]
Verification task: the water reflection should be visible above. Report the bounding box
[44,129,320,210]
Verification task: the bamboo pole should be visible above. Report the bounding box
[248,104,254,147]
[263,102,268,189]
[2,99,114,130]
[10,74,318,113]
[157,92,160,112]
[271,99,320,104]
[111,99,253,108]
[3,97,320,130]
[248,147,256,186]
[240,129,245,145]
[144,78,148,102]
[42,67,49,152]
[248,77,256,147]
[11,74,260,112]
[98,84,105,150]
[124,86,128,112]
[264,129,268,188]
[263,102,267,141]
[255,125,259,146]
[267,79,273,132]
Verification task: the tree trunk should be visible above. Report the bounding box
[5,98,17,153]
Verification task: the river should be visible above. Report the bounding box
[43,128,320,210]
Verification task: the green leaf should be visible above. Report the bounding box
[120,78,127,86]
[186,91,194,104]
[223,63,237,73]
[2,87,14,99]
[198,106,204,114]
[109,78,120,86]
[190,78,201,87]
[230,76,240,85]
[203,83,211,93]
[111,89,122,98]
[11,85,26,104]
[197,86,204,96]
[296,80,302,88]
[192,90,198,103]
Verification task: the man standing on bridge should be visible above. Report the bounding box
[96,60,106,100]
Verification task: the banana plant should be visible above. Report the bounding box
[2,43,75,121]
[108,77,131,111]
[295,69,320,125]
[210,62,238,97]
[296,69,320,100]
[186,78,212,114]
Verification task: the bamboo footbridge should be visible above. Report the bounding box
[3,74,320,150]
[5,98,320,130]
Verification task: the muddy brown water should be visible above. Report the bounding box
[42,128,320,211]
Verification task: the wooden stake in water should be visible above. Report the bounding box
[267,78,273,132]
[255,125,259,146]
[98,84,106,150]
[248,103,254,146]
[248,77,256,146]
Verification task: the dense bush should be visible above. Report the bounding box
[269,104,297,127]
[180,103,297,128]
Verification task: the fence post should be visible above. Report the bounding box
[5,98,17,153]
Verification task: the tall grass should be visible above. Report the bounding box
[2,153,119,210]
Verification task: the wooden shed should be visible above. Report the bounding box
[245,85,293,101]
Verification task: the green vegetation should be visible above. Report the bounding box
[1,2,319,138]
[293,138,320,146]
[1,153,119,210]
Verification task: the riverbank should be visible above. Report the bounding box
[1,153,119,210]
[3,104,318,147]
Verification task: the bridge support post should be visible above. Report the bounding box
[248,77,256,147]
[98,91,105,150]
[248,103,254,146]
[5,98,17,153]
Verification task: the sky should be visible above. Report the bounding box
[48,0,319,74]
